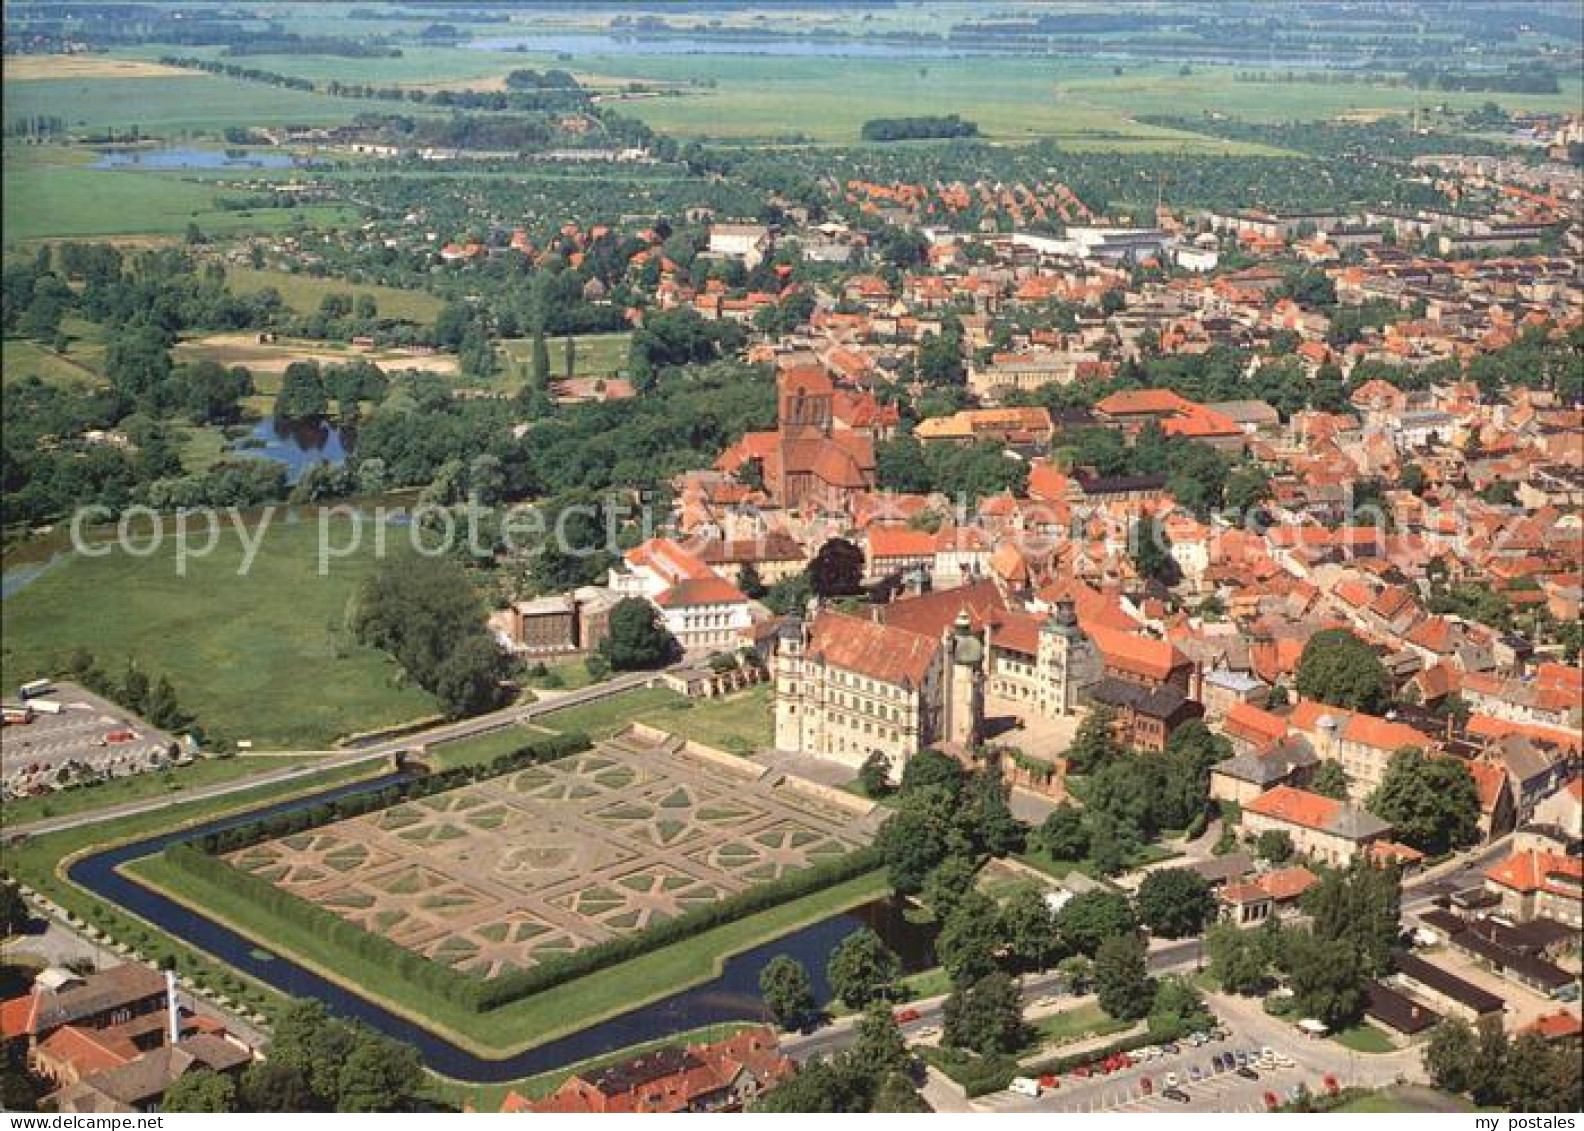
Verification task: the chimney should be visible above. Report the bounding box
[166,969,180,1046]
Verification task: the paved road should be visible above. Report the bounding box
[1,670,663,842]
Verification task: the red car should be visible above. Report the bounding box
[893,1008,920,1024]
[1323,1075,1340,1097]
[1070,1065,1091,1079]
[1263,1092,1280,1111]
[1139,1078,1154,1096]
[1039,1074,1059,1090]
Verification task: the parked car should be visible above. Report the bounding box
[1188,1066,1204,1083]
[1163,1088,1191,1104]
[1162,1042,1180,1055]
[1211,1053,1228,1072]
[1009,1076,1042,1098]
[1070,1065,1091,1079]
[914,1025,940,1040]
[1274,1053,1295,1068]
[1263,1091,1280,1110]
[1323,1075,1340,1097]
[1165,1072,1180,1088]
[1039,1074,1059,1090]
[894,1008,920,1024]
[1286,1085,1305,1102]
[1139,1077,1154,1096]
[1234,1051,1249,1069]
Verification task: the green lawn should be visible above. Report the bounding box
[225,267,443,325]
[1,517,436,749]
[3,73,380,133]
[538,684,773,755]
[1331,1023,1396,1054]
[1028,1002,1130,1049]
[1015,841,1176,882]
[1,754,320,827]
[0,337,103,389]
[421,724,543,772]
[129,853,886,1056]
[522,657,601,691]
[1333,1087,1481,1113]
[2,147,355,245]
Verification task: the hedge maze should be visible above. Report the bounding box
[225,730,878,981]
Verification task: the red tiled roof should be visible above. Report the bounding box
[807,610,940,688]
[1224,702,1288,747]
[1245,785,1341,832]
[1484,849,1583,898]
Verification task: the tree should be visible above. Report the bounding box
[1095,935,1154,1021]
[736,562,766,600]
[752,1058,868,1113]
[921,852,980,920]
[275,360,329,421]
[808,537,865,599]
[1149,975,1211,1036]
[851,1004,910,1080]
[1367,747,1479,855]
[942,972,1026,1055]
[1305,857,1401,977]
[827,929,901,1011]
[1130,517,1178,585]
[1293,629,1391,713]
[999,883,1062,971]
[871,1072,930,1113]
[599,597,680,671]
[1205,922,1270,995]
[1038,804,1089,861]
[874,792,953,896]
[1310,760,1350,801]
[857,751,892,798]
[1281,932,1363,1029]
[1256,829,1295,864]
[1055,889,1138,958]
[899,749,963,797]
[760,956,815,1029]
[937,892,1002,986]
[1064,707,1123,775]
[1501,1032,1570,1113]
[1469,1016,1509,1106]
[965,759,1026,856]
[1135,868,1216,939]
[161,1069,235,1113]
[336,1031,423,1113]
[0,873,28,936]
[238,1060,317,1113]
[1423,1018,1479,1095]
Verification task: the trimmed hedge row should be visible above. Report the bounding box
[171,730,884,1014]
[917,1047,1019,1098]
[193,731,593,856]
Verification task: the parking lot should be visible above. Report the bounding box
[972,991,1424,1114]
[1,682,177,796]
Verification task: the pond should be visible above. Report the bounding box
[70,773,934,1082]
[92,147,299,171]
[230,419,353,484]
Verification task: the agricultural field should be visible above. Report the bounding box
[1,146,354,245]
[224,729,878,979]
[225,267,445,325]
[0,337,103,389]
[0,517,436,750]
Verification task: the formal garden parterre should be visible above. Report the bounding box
[171,727,882,998]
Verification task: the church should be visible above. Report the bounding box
[717,364,878,511]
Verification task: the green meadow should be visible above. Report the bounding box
[225,267,445,325]
[0,516,436,749]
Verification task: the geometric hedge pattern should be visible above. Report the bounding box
[228,730,876,980]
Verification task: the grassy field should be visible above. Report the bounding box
[1333,1087,1481,1113]
[3,73,378,133]
[0,517,436,749]
[0,337,103,388]
[1,753,319,827]
[1028,1002,1131,1049]
[1330,1023,1397,1054]
[130,851,885,1056]
[536,684,773,754]
[420,724,544,772]
[225,267,444,325]
[2,146,354,245]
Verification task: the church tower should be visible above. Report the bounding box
[1037,598,1100,717]
[943,611,985,749]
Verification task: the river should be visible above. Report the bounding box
[70,773,933,1082]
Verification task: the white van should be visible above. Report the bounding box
[1009,1077,1042,1098]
